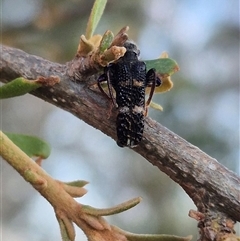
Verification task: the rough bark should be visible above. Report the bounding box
[1,44,239,229]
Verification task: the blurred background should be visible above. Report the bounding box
[1,0,239,240]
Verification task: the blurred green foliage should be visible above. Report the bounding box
[2,0,239,240]
[5,132,51,158]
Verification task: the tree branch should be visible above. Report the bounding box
[1,44,239,229]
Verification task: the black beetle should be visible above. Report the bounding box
[98,41,161,147]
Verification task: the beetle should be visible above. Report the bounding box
[98,41,161,148]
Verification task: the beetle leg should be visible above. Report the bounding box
[106,70,117,108]
[97,73,111,99]
[97,71,117,118]
[145,69,157,116]
[155,76,162,87]
[98,70,118,107]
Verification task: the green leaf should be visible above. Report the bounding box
[65,180,89,188]
[57,215,75,241]
[150,101,163,111]
[99,30,114,54]
[4,132,51,159]
[83,197,142,216]
[85,0,107,39]
[0,77,41,99]
[145,58,179,76]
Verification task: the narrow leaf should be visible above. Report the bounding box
[150,102,163,111]
[4,132,51,159]
[85,0,107,39]
[99,30,114,53]
[57,215,75,241]
[83,197,142,216]
[65,180,89,187]
[81,213,106,231]
[0,77,41,99]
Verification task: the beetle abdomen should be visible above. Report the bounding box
[116,107,144,147]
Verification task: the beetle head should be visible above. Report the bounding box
[123,41,140,59]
